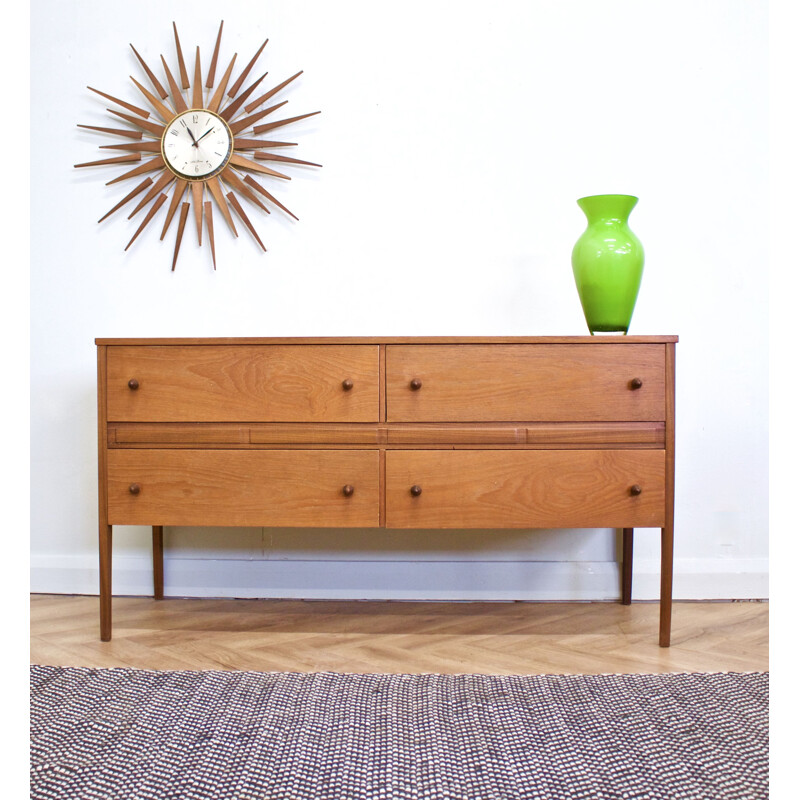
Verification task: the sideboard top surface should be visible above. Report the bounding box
[96,336,679,346]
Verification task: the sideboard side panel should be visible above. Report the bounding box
[96,345,112,641]
[660,342,677,646]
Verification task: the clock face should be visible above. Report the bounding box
[162,110,232,180]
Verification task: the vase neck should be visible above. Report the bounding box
[577,194,638,224]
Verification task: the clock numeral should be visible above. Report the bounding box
[170,129,178,136]
[193,114,199,124]
[180,119,187,128]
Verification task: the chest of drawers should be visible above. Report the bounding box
[97,336,677,645]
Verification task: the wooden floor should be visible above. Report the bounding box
[30,594,768,675]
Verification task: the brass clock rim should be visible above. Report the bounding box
[160,107,234,182]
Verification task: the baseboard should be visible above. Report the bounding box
[30,554,769,601]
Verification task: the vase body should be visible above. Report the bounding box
[571,194,644,334]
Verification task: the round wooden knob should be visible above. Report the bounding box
[342,484,355,497]
[410,484,422,497]
[129,483,141,495]
[629,378,643,390]
[128,378,140,390]
[342,379,354,391]
[409,379,422,391]
[629,484,642,496]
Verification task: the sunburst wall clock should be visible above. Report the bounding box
[75,21,321,270]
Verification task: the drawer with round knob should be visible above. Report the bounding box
[385,449,666,528]
[385,344,665,422]
[106,345,380,422]
[107,449,380,527]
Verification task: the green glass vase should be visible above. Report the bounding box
[571,194,644,334]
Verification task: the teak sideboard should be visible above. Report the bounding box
[96,336,677,645]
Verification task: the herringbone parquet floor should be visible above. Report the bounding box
[30,594,767,674]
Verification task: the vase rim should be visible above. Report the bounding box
[577,193,638,202]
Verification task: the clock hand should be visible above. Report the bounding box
[195,127,215,144]
[186,127,199,147]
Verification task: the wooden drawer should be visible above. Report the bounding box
[107,449,380,526]
[106,345,379,422]
[385,449,665,528]
[386,344,665,422]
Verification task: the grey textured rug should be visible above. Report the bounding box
[30,665,767,800]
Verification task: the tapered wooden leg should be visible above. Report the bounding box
[152,526,164,600]
[661,340,676,647]
[659,523,674,647]
[621,528,633,605]
[99,524,112,641]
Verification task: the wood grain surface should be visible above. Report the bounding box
[107,449,380,527]
[108,422,665,448]
[106,345,380,422]
[385,449,665,528]
[30,595,767,676]
[385,344,666,422]
[97,336,679,345]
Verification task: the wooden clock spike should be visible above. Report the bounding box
[75,153,141,169]
[206,177,238,236]
[172,22,191,89]
[191,182,204,245]
[244,174,299,220]
[172,202,191,270]
[160,56,188,113]
[227,191,266,251]
[220,167,270,213]
[233,138,297,150]
[100,141,162,153]
[125,193,167,250]
[128,172,174,218]
[97,177,153,223]
[106,155,165,185]
[254,151,322,168]
[161,180,189,239]
[130,76,176,123]
[228,153,291,180]
[227,101,288,136]
[254,110,321,136]
[206,21,224,88]
[130,44,169,100]
[106,109,165,137]
[228,38,268,98]
[78,124,144,140]
[219,72,268,122]
[207,54,237,113]
[192,47,203,109]
[244,71,303,114]
[88,86,150,119]
[204,201,216,269]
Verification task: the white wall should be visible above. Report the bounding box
[30,0,768,601]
